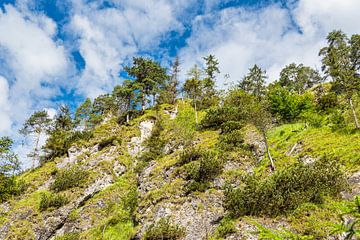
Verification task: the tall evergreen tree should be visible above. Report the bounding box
[183,64,203,124]
[125,57,167,110]
[0,137,20,176]
[75,98,92,130]
[20,110,52,168]
[202,54,220,107]
[239,64,267,100]
[113,80,136,123]
[158,57,180,105]
[319,30,360,129]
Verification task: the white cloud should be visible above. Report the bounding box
[68,0,189,98]
[0,4,70,167]
[0,76,11,133]
[179,0,360,87]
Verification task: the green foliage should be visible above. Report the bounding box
[279,63,322,94]
[139,116,166,163]
[225,158,347,217]
[239,64,267,100]
[317,92,339,112]
[97,135,121,151]
[39,191,69,211]
[54,233,80,240]
[143,218,185,240]
[0,175,26,202]
[43,130,93,161]
[125,57,168,109]
[328,110,348,132]
[212,217,236,239]
[301,111,324,128]
[267,84,314,122]
[181,149,223,192]
[254,222,312,240]
[332,196,360,239]
[217,130,245,151]
[50,166,88,192]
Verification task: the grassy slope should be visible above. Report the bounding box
[2,101,360,239]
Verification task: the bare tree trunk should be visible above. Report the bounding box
[142,92,146,111]
[33,132,41,169]
[126,113,130,123]
[194,99,198,125]
[262,129,275,171]
[349,98,360,129]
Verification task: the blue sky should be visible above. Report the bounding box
[0,0,359,167]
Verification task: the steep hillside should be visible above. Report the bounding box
[0,102,359,240]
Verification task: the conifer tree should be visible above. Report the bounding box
[239,64,267,100]
[125,57,167,110]
[319,30,360,129]
[20,110,52,168]
[183,64,203,124]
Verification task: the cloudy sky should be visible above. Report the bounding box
[0,0,359,167]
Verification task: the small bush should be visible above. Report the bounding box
[50,166,88,192]
[181,150,223,192]
[220,120,244,134]
[143,218,185,240]
[54,233,80,240]
[39,192,69,211]
[98,135,120,151]
[225,158,347,217]
[0,176,28,202]
[177,147,202,166]
[217,130,245,151]
[301,111,324,128]
[213,217,236,239]
[328,110,348,132]
[139,117,166,162]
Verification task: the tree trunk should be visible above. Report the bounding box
[262,129,275,171]
[349,98,360,129]
[141,91,146,111]
[194,98,198,125]
[33,133,41,169]
[126,113,130,123]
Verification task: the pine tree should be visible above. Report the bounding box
[20,110,52,168]
[125,57,167,110]
[183,64,203,124]
[158,57,180,105]
[319,30,360,129]
[239,64,267,100]
[75,98,92,130]
[113,80,136,123]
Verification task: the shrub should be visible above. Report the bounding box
[177,147,202,166]
[301,111,324,128]
[143,218,185,240]
[213,217,236,239]
[139,117,166,163]
[0,176,27,202]
[328,110,348,132]
[98,135,120,151]
[54,233,80,240]
[317,92,338,112]
[43,130,93,162]
[39,192,69,211]
[220,121,244,134]
[50,166,88,192]
[182,150,223,192]
[217,130,245,151]
[224,158,347,217]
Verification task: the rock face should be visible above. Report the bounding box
[138,192,224,240]
[128,120,155,156]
